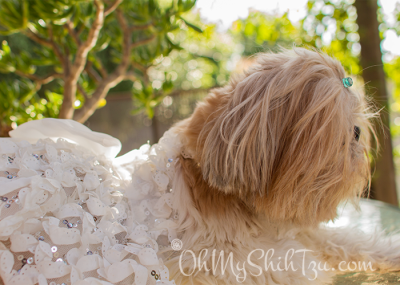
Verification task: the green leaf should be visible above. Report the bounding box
[146,105,154,118]
[178,16,203,33]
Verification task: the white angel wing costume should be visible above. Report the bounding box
[0,119,181,285]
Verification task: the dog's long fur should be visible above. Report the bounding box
[164,48,400,284]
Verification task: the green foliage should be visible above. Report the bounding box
[0,0,200,130]
[1,0,400,138]
[0,40,36,74]
[386,56,400,100]
[302,0,361,75]
[141,12,238,108]
[0,80,61,128]
[230,11,300,56]
[395,3,400,35]
[386,56,400,139]
[131,74,173,118]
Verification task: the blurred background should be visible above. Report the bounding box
[0,0,400,205]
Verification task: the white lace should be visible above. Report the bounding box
[0,119,183,285]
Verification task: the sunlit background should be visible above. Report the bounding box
[196,0,400,59]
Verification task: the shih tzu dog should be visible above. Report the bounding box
[1,48,400,285]
[164,48,400,284]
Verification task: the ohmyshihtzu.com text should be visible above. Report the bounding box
[178,248,375,282]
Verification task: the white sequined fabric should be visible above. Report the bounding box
[0,119,181,285]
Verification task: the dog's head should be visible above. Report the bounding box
[181,48,374,226]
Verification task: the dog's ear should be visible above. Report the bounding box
[183,48,373,225]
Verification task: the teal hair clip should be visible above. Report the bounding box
[342,77,353,88]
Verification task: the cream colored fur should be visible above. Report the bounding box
[164,48,400,284]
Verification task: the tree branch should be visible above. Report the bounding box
[71,0,104,81]
[77,84,89,101]
[131,35,156,48]
[90,56,108,78]
[85,62,102,83]
[25,28,66,69]
[104,0,123,16]
[124,71,137,81]
[15,71,62,91]
[24,29,52,48]
[131,62,149,84]
[73,9,132,123]
[59,0,105,119]
[15,71,62,84]
[130,22,153,32]
[65,20,81,46]
[47,24,66,66]
[131,61,147,73]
